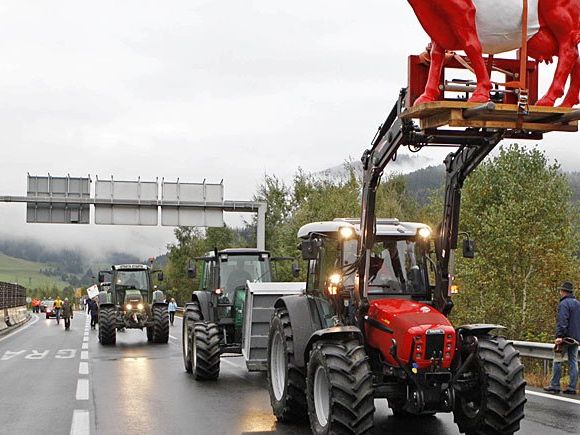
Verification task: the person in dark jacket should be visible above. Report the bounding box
[62,298,74,330]
[544,281,580,394]
[87,297,99,330]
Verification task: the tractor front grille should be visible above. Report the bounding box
[425,330,445,359]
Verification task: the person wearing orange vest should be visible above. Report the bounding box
[53,296,63,325]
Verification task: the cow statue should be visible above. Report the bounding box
[408,0,580,107]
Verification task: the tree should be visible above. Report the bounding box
[451,145,580,340]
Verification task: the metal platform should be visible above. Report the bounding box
[401,101,580,134]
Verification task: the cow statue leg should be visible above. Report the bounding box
[415,42,446,105]
[560,57,580,107]
[536,2,580,106]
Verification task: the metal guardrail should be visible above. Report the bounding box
[512,340,580,360]
[0,282,27,309]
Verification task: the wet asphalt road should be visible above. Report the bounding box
[1,312,579,435]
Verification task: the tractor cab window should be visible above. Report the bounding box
[220,255,272,297]
[318,239,340,294]
[368,239,427,295]
[115,270,150,303]
[342,239,358,288]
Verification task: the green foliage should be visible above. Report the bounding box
[451,145,580,339]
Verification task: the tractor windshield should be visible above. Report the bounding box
[114,270,150,304]
[220,255,272,295]
[367,239,428,295]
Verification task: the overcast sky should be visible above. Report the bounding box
[0,1,578,259]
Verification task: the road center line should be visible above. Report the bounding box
[526,390,580,404]
[76,378,89,400]
[70,409,90,435]
[83,336,88,342]
[82,342,88,350]
[81,351,88,360]
[79,361,89,375]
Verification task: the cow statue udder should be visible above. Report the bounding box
[408,0,580,107]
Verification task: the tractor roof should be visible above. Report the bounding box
[298,218,431,239]
[112,264,149,271]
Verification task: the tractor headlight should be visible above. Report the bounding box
[339,226,355,240]
[418,227,431,239]
[326,273,342,295]
[137,303,144,310]
[126,303,133,310]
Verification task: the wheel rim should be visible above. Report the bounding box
[183,321,189,360]
[314,365,330,427]
[270,330,286,401]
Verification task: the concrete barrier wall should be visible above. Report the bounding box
[0,308,7,331]
[4,306,28,327]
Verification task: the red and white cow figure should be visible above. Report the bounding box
[408,0,580,107]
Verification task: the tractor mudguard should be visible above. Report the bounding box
[192,291,212,321]
[274,295,323,368]
[304,326,364,366]
[456,324,505,336]
[152,290,165,303]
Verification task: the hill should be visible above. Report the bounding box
[0,252,71,290]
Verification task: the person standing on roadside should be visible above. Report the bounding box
[544,281,580,395]
[87,297,99,330]
[168,298,178,326]
[53,296,63,325]
[62,298,73,330]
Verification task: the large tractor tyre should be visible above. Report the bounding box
[182,302,202,373]
[267,307,308,423]
[306,339,375,435]
[152,305,169,344]
[98,307,117,345]
[453,336,526,435]
[191,321,221,380]
[146,326,154,342]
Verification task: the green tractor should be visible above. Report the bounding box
[182,248,303,380]
[97,264,169,345]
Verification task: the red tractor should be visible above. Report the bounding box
[266,89,532,434]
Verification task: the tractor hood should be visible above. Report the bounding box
[365,298,456,370]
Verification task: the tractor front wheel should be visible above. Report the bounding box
[151,304,169,344]
[183,302,202,373]
[306,339,374,435]
[453,336,526,435]
[191,321,221,380]
[98,306,117,345]
[267,307,307,423]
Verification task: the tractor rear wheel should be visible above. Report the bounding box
[453,336,526,435]
[151,304,169,344]
[98,306,116,345]
[306,339,374,435]
[183,302,202,373]
[192,321,221,380]
[267,307,308,423]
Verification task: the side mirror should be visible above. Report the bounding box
[463,239,475,259]
[291,263,301,278]
[98,272,106,283]
[301,239,321,260]
[187,262,197,279]
[157,272,164,282]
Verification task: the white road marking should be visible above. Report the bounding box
[169,335,178,341]
[83,336,89,342]
[81,351,88,360]
[56,349,77,359]
[526,389,580,404]
[25,350,49,359]
[70,409,90,435]
[79,362,89,375]
[76,378,89,400]
[0,314,39,343]
[1,350,26,361]
[82,342,88,350]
